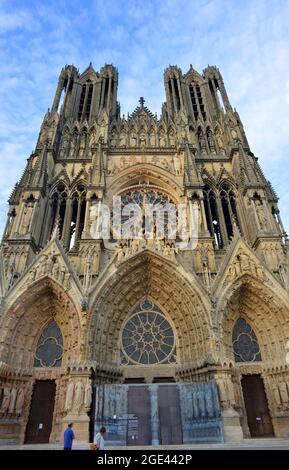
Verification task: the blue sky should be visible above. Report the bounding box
[0,0,289,235]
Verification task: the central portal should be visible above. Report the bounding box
[93,381,222,446]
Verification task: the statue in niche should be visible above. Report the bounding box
[149,132,156,146]
[15,388,25,415]
[74,381,84,411]
[139,133,146,148]
[110,132,117,147]
[169,131,175,147]
[180,127,187,144]
[255,199,268,230]
[65,381,74,412]
[119,131,127,147]
[59,132,70,158]
[99,122,106,141]
[20,201,34,235]
[130,132,137,147]
[198,130,206,152]
[8,388,17,414]
[85,384,92,408]
[89,201,100,239]
[207,130,216,153]
[0,387,10,413]
[69,133,78,158]
[215,128,225,152]
[89,130,97,148]
[78,132,87,158]
[159,131,166,147]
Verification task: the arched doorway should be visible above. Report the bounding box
[87,251,223,445]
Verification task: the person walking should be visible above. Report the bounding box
[63,422,75,450]
[93,426,106,450]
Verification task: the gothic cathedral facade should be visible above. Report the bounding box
[0,63,289,445]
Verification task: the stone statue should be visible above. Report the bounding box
[65,381,74,412]
[15,388,25,415]
[107,159,115,175]
[0,387,10,413]
[279,382,288,404]
[169,131,175,147]
[272,383,281,407]
[130,133,137,147]
[78,132,86,158]
[173,154,181,175]
[8,388,17,414]
[215,128,224,151]
[139,133,146,148]
[149,132,156,146]
[198,130,206,152]
[119,132,127,147]
[159,132,166,147]
[74,381,84,411]
[59,132,69,158]
[20,202,34,235]
[110,132,117,147]
[255,200,268,230]
[207,130,216,153]
[84,384,92,408]
[69,134,77,158]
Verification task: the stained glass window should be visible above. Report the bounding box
[121,299,176,365]
[34,320,63,367]
[232,317,261,363]
[115,189,177,239]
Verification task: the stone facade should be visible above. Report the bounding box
[0,63,289,444]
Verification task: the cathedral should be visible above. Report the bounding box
[0,62,289,446]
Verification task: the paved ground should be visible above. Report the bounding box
[0,438,289,450]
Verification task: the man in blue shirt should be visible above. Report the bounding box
[63,423,75,450]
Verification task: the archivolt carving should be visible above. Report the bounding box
[87,252,213,369]
[0,278,81,369]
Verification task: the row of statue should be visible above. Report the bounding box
[116,238,178,262]
[57,125,228,158]
[106,153,183,176]
[0,385,25,415]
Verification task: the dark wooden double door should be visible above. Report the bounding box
[25,380,56,443]
[241,375,274,437]
[127,384,182,445]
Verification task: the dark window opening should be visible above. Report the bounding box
[189,84,198,120]
[196,84,206,121]
[78,85,86,120]
[203,187,223,248]
[103,77,110,108]
[173,77,180,111]
[85,84,93,120]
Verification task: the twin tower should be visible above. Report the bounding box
[0,63,289,445]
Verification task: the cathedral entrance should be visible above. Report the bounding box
[241,375,274,437]
[93,381,223,445]
[127,385,151,445]
[25,380,56,443]
[158,384,182,445]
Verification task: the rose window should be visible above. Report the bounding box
[121,299,176,365]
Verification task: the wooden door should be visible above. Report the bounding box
[127,385,151,445]
[25,380,56,443]
[158,385,183,445]
[241,375,274,437]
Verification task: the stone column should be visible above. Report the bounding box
[150,385,159,445]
